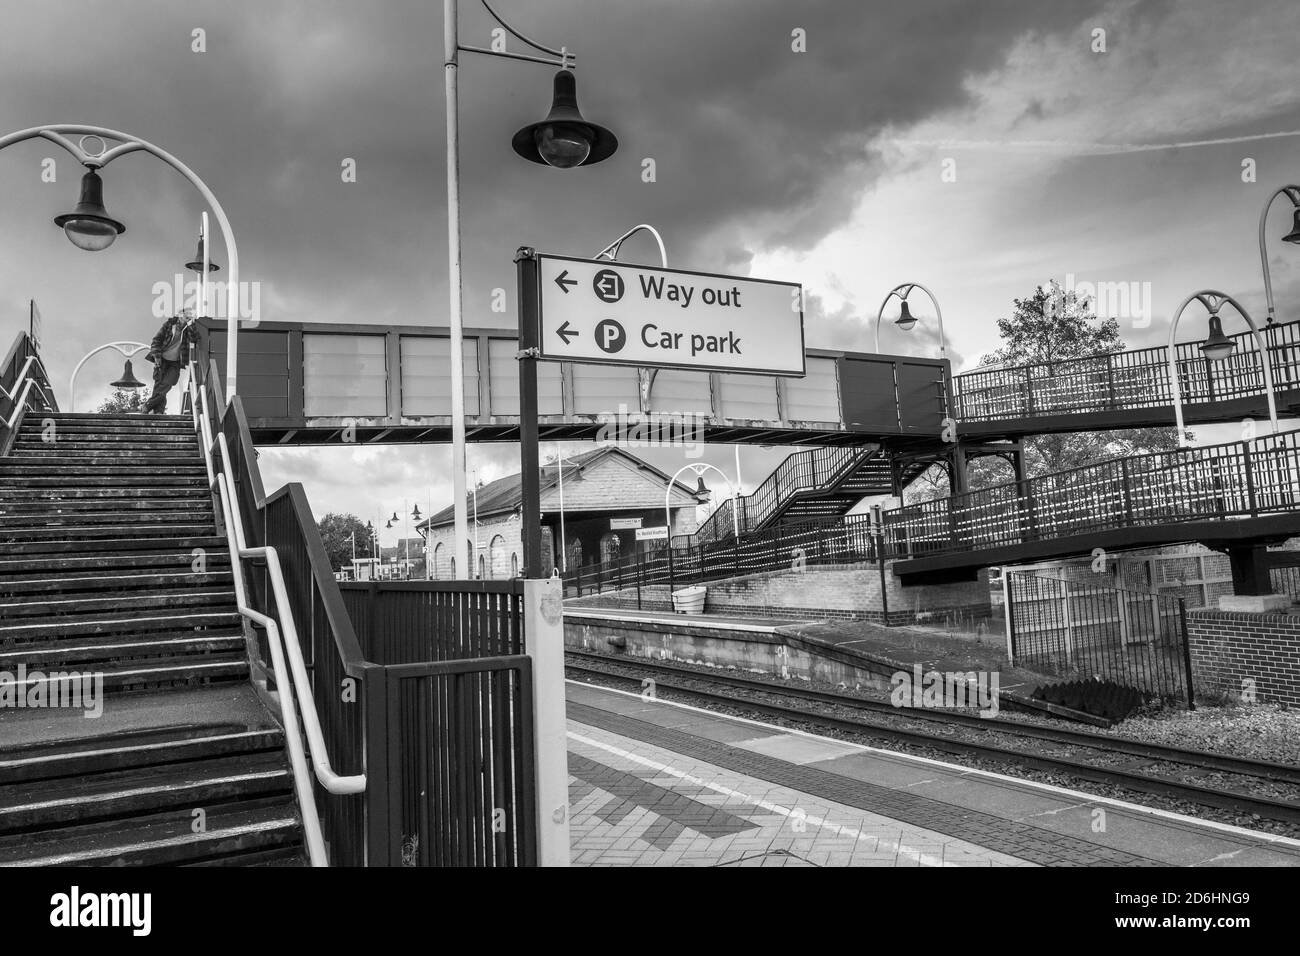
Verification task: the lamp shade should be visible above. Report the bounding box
[1283,207,1300,244]
[894,300,918,331]
[185,234,221,273]
[110,359,145,390]
[1200,313,1236,362]
[512,70,618,168]
[54,169,126,252]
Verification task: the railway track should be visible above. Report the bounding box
[566,649,1300,826]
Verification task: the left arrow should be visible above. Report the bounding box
[556,321,579,345]
[554,270,578,293]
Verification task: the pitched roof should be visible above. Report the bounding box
[419,446,706,530]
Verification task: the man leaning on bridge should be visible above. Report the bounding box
[143,311,195,415]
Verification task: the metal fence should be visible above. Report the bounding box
[1005,570,1194,706]
[567,512,879,599]
[197,358,538,866]
[953,321,1300,421]
[883,431,1300,559]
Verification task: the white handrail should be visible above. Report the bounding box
[3,357,55,431]
[188,371,367,867]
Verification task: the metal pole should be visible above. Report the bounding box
[1260,186,1300,326]
[445,0,470,584]
[517,248,543,577]
[558,450,567,572]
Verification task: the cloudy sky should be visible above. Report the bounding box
[2,0,1299,542]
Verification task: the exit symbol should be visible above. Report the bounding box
[593,269,625,303]
[594,318,626,353]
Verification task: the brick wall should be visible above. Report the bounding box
[570,560,991,627]
[1186,609,1300,707]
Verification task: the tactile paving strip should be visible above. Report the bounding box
[568,700,1163,867]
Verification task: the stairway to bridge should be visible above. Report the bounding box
[0,413,304,865]
[693,445,931,545]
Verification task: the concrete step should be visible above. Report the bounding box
[0,512,215,531]
[0,475,208,488]
[0,552,231,578]
[0,633,246,675]
[0,588,236,619]
[0,797,300,866]
[0,487,210,501]
[0,523,216,543]
[0,534,228,556]
[0,570,233,596]
[0,609,242,640]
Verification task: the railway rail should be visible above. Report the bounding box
[565,649,1300,827]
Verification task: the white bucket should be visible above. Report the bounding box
[671,585,707,615]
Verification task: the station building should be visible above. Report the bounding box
[418,446,708,579]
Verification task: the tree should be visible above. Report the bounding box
[317,513,373,572]
[904,281,1181,504]
[97,389,145,413]
[978,281,1180,479]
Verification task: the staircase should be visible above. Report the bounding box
[693,445,932,544]
[0,412,304,865]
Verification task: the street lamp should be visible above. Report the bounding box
[69,342,150,412]
[1259,185,1300,325]
[0,125,240,400]
[664,462,739,542]
[1167,290,1278,446]
[875,283,946,359]
[444,1,619,587]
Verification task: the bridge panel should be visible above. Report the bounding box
[194,319,948,447]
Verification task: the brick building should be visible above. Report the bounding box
[418,447,708,580]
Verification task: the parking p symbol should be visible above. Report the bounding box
[595,319,626,354]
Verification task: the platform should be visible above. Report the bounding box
[565,680,1300,867]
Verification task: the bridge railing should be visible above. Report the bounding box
[883,431,1300,558]
[953,323,1300,421]
[572,512,879,598]
[685,444,872,546]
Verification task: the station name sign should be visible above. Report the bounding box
[534,254,806,377]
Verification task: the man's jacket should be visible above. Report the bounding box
[148,318,193,365]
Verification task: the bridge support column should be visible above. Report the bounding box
[948,444,969,495]
[1228,544,1274,596]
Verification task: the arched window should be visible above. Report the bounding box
[599,532,622,565]
[432,542,444,579]
[478,554,486,579]
[511,552,519,577]
[468,540,476,578]
[450,556,456,579]
[489,534,507,579]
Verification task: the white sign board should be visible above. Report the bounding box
[536,254,805,377]
[635,526,669,541]
[610,517,642,530]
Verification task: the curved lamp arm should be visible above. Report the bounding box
[68,341,150,412]
[0,124,240,401]
[1166,289,1278,446]
[594,224,668,267]
[1259,185,1300,326]
[874,281,947,360]
[665,461,739,540]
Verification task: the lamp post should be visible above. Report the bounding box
[445,1,618,588]
[664,462,739,541]
[874,283,947,360]
[69,342,150,412]
[552,447,586,572]
[0,125,240,400]
[1259,185,1300,326]
[1166,290,1279,446]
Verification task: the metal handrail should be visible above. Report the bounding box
[187,368,366,867]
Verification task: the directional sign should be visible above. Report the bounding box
[636,526,669,541]
[536,254,805,377]
[610,517,642,530]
